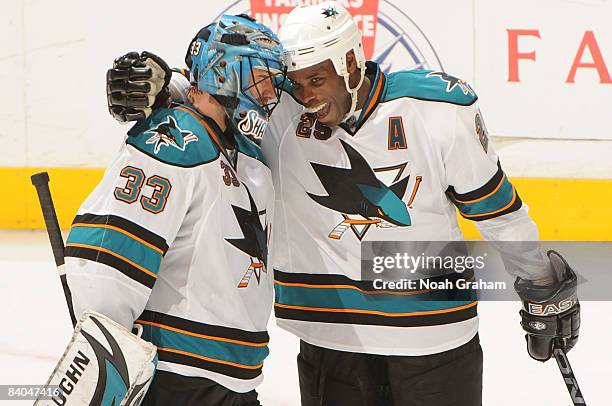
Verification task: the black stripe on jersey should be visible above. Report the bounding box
[158,349,262,380]
[276,269,376,290]
[274,269,475,293]
[446,161,504,202]
[65,245,156,289]
[460,194,523,222]
[275,302,477,328]
[446,161,523,221]
[138,310,269,344]
[73,213,169,254]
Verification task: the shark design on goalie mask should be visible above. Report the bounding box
[308,139,411,240]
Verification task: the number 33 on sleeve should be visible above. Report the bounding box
[114,166,172,214]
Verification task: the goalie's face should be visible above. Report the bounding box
[288,59,351,127]
[234,55,285,141]
[246,67,281,108]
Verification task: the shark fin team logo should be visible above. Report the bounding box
[80,316,130,406]
[226,188,269,288]
[426,71,475,96]
[308,139,411,241]
[145,116,198,154]
[322,5,339,19]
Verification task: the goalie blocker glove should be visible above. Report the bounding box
[107,51,172,122]
[514,250,580,362]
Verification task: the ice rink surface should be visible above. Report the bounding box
[1,230,609,405]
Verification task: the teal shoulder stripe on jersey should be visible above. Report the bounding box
[382,69,478,106]
[235,133,266,164]
[450,176,516,218]
[72,213,169,254]
[126,104,220,167]
[141,324,268,368]
[66,226,162,276]
[274,283,474,314]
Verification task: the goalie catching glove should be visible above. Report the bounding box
[514,250,580,362]
[107,51,172,122]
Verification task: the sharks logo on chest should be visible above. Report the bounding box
[308,139,412,241]
[226,188,269,288]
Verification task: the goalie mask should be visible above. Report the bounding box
[186,14,286,140]
[279,1,367,121]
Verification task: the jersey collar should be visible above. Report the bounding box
[339,61,386,136]
[174,104,238,168]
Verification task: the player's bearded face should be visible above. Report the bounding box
[288,60,351,127]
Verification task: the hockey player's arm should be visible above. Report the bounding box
[444,101,552,280]
[444,102,580,361]
[65,140,194,329]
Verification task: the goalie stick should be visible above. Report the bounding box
[31,172,77,327]
[554,348,586,405]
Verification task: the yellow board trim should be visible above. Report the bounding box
[2,167,611,240]
[1,167,105,229]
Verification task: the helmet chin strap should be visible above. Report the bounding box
[341,65,366,124]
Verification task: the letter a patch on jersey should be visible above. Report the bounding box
[388,116,407,150]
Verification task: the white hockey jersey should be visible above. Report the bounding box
[65,103,274,392]
[262,62,546,356]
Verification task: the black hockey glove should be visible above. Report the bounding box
[514,250,580,362]
[106,51,172,123]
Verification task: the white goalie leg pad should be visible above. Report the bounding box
[35,311,157,406]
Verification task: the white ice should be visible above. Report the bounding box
[1,230,609,405]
